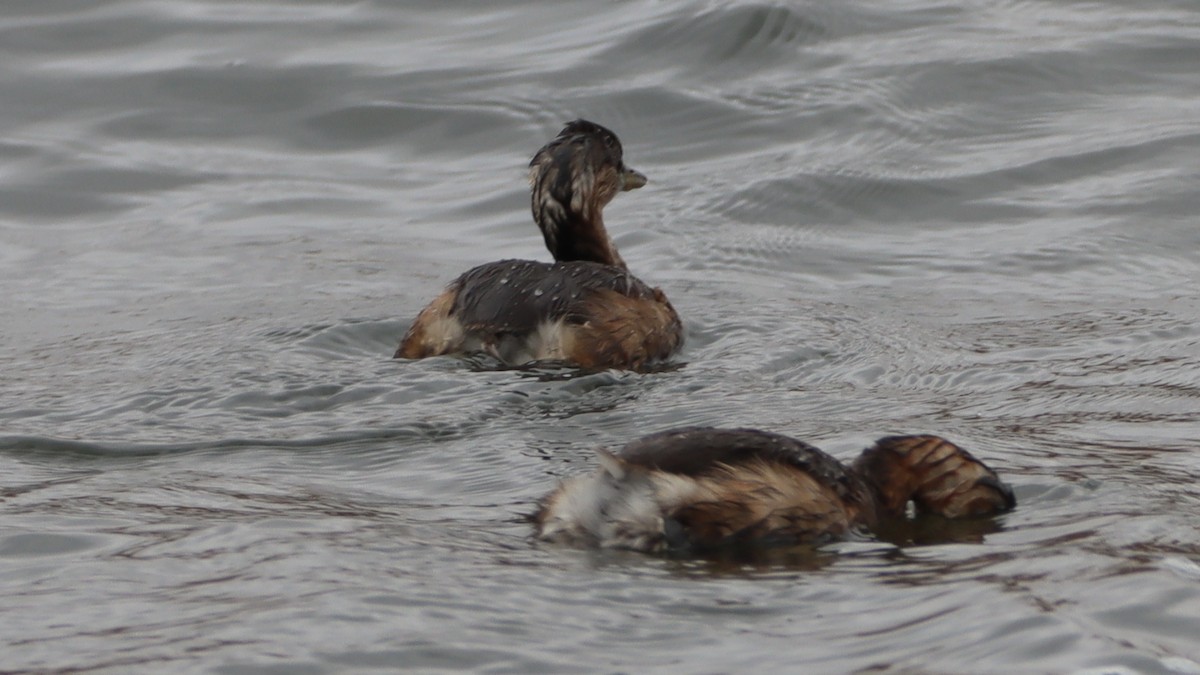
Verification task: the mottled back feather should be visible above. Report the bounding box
[450,259,659,333]
[617,427,867,507]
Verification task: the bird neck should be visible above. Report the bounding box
[536,206,626,269]
[851,443,923,519]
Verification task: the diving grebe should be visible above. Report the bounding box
[534,428,1015,552]
[395,120,682,369]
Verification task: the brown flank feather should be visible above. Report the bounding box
[561,288,683,369]
[669,459,860,546]
[394,286,462,359]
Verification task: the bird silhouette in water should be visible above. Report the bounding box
[535,428,1016,552]
[396,120,682,370]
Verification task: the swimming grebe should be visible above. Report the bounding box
[395,120,682,369]
[534,428,1015,552]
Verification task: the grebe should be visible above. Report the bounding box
[395,120,682,370]
[534,428,1015,552]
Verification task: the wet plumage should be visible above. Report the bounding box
[534,428,1016,552]
[396,120,682,369]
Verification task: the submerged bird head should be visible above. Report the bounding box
[851,435,1016,521]
[528,120,647,268]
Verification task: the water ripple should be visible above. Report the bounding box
[2,0,1200,672]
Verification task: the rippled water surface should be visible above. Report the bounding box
[3,1,1200,672]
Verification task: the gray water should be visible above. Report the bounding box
[2,1,1199,673]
